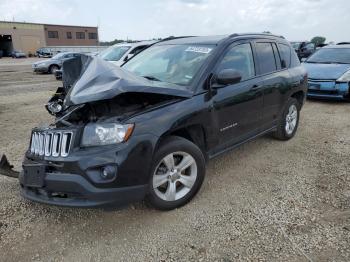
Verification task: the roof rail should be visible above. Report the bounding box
[159,36,196,42]
[229,33,285,39]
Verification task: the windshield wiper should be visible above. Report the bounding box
[142,75,161,82]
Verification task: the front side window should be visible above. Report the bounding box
[216,43,255,81]
[99,46,131,61]
[123,44,214,86]
[256,42,277,74]
[48,31,58,39]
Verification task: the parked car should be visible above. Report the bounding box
[291,41,316,60]
[32,52,85,74]
[11,50,26,58]
[302,45,350,100]
[20,33,307,210]
[98,40,155,66]
[36,47,53,58]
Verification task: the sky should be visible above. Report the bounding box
[0,0,349,43]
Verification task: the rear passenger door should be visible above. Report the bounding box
[253,40,291,130]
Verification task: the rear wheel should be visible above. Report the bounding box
[147,136,205,210]
[273,98,300,140]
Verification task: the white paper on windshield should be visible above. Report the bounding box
[185,46,212,54]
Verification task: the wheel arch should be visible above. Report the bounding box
[156,124,208,161]
[291,90,305,108]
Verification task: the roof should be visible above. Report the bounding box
[157,33,286,45]
[323,44,350,49]
[0,20,97,29]
[111,40,156,47]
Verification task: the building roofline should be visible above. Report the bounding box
[0,20,98,29]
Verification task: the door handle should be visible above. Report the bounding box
[250,85,261,91]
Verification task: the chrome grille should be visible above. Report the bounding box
[30,130,73,157]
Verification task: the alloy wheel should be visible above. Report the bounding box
[152,151,197,201]
[285,104,298,135]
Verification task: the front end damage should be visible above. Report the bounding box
[17,56,190,207]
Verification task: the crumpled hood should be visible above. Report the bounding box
[303,62,350,80]
[65,57,193,105]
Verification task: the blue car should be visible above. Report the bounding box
[302,45,350,100]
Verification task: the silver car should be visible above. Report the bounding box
[32,52,83,74]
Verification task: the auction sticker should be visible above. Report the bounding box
[185,46,212,54]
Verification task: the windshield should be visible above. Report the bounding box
[99,45,131,61]
[122,44,214,86]
[306,48,350,64]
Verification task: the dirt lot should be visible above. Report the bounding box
[0,58,349,261]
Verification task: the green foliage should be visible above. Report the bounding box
[311,36,326,46]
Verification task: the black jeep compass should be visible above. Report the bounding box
[20,33,307,210]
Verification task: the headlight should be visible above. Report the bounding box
[337,70,350,82]
[81,123,134,146]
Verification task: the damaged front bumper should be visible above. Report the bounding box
[20,128,158,207]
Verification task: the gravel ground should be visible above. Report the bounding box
[0,58,349,261]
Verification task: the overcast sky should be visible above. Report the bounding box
[0,0,349,42]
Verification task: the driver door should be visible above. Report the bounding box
[211,41,264,153]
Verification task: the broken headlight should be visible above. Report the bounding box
[81,123,134,146]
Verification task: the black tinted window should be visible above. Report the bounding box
[272,43,281,69]
[217,43,255,81]
[256,43,277,74]
[278,44,291,68]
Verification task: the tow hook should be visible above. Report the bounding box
[0,154,19,179]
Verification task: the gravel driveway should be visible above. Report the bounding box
[0,58,349,261]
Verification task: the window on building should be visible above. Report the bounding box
[66,32,72,39]
[76,32,85,39]
[88,32,97,39]
[48,31,59,39]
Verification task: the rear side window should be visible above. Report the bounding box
[277,44,291,68]
[290,49,301,67]
[255,43,277,74]
[216,43,255,81]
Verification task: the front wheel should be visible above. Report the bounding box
[273,97,300,140]
[49,65,59,74]
[147,136,206,210]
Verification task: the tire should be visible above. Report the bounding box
[273,97,300,140]
[146,136,206,210]
[49,65,59,74]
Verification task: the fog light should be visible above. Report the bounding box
[101,165,117,180]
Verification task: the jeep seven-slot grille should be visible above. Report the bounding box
[30,131,73,157]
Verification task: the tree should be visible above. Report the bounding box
[311,36,326,46]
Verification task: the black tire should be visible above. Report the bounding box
[146,136,206,210]
[273,97,300,140]
[49,65,59,74]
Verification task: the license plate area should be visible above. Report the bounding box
[308,83,321,90]
[23,164,45,187]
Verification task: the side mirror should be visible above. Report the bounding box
[214,69,242,87]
